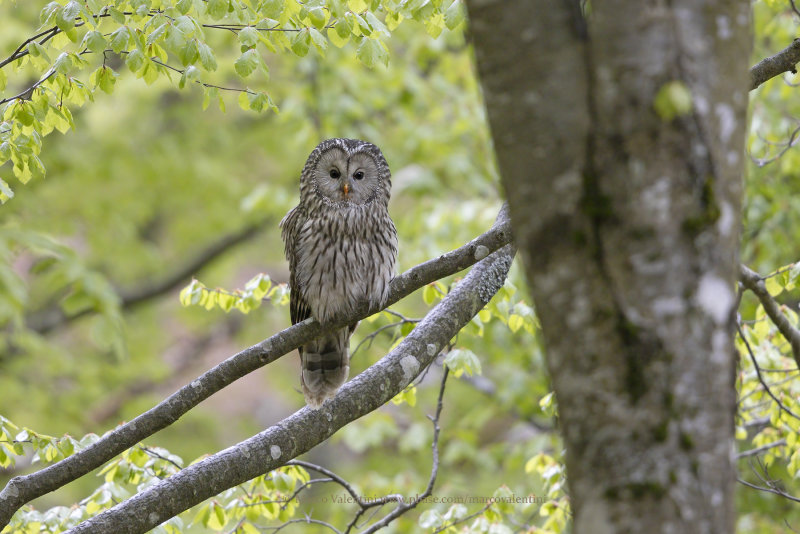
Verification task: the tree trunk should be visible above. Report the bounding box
[466,1,750,532]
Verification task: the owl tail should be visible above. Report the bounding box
[300,327,351,409]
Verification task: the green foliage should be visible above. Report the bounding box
[0,0,468,200]
[0,416,311,534]
[179,273,288,314]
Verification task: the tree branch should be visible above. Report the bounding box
[750,39,800,91]
[735,439,786,459]
[739,264,800,369]
[64,243,515,533]
[0,205,512,529]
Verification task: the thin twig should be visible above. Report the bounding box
[359,367,449,534]
[736,439,786,459]
[267,516,342,533]
[432,502,493,533]
[749,123,800,167]
[287,460,365,506]
[737,323,800,421]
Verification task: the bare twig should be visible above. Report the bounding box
[749,123,800,167]
[358,367,449,534]
[736,439,786,459]
[267,516,343,533]
[737,457,800,504]
[736,323,800,421]
[287,460,367,507]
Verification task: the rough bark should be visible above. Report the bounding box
[466,1,750,532]
[65,243,515,533]
[0,206,512,529]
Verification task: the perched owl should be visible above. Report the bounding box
[280,138,398,408]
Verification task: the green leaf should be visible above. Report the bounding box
[0,177,14,203]
[444,348,482,378]
[306,7,327,29]
[247,91,270,112]
[508,314,523,333]
[260,0,284,19]
[176,0,193,14]
[92,66,116,94]
[146,23,168,46]
[180,39,200,66]
[235,49,260,77]
[53,52,72,74]
[291,29,311,57]
[765,274,783,295]
[209,502,227,530]
[108,6,126,23]
[110,26,130,53]
[125,49,146,72]
[328,26,350,48]
[423,284,436,305]
[40,2,61,25]
[348,0,368,12]
[238,26,259,47]
[445,0,465,29]
[218,292,235,312]
[385,11,403,30]
[425,12,445,38]
[82,30,107,53]
[238,91,251,111]
[335,16,352,38]
[309,28,327,54]
[56,1,81,31]
[208,0,230,20]
[365,11,389,37]
[197,41,218,71]
[357,38,388,68]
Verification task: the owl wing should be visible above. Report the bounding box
[280,206,312,326]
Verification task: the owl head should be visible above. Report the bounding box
[299,138,391,210]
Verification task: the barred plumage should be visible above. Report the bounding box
[280,139,398,408]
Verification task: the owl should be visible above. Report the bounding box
[280,138,398,408]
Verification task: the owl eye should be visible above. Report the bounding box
[329,169,341,179]
[353,171,365,180]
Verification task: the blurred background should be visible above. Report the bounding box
[2,0,800,532]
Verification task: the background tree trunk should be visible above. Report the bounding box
[466,1,751,532]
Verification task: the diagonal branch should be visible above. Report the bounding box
[739,264,800,369]
[0,205,512,529]
[64,244,515,533]
[750,39,800,91]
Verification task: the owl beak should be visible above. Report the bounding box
[342,182,350,198]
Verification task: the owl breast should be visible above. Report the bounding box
[294,206,397,324]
